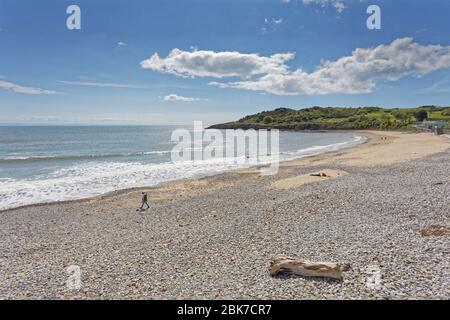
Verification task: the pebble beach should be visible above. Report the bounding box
[0,131,449,300]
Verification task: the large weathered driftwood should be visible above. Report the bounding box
[269,255,350,281]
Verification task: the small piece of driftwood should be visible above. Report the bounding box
[269,255,350,281]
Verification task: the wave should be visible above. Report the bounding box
[0,147,219,163]
[0,134,366,211]
[0,150,172,162]
[280,135,365,160]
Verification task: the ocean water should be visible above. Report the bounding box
[0,126,365,210]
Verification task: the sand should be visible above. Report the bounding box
[0,130,449,300]
[272,169,348,190]
[96,131,450,204]
[283,130,450,167]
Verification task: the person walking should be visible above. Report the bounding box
[137,192,150,211]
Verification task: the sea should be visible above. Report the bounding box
[0,126,365,210]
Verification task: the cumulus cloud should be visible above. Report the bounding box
[210,38,450,95]
[0,80,59,95]
[140,49,295,79]
[163,94,204,102]
[302,0,346,13]
[142,38,450,96]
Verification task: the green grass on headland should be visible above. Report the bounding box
[209,106,450,131]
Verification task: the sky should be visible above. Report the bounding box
[1,0,450,125]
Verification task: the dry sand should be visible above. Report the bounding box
[4,131,448,211]
[272,169,348,190]
[102,131,450,203]
[1,130,449,300]
[283,130,450,167]
[269,130,450,190]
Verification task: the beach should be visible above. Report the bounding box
[0,130,449,299]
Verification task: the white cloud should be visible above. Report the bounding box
[116,41,127,49]
[58,80,147,89]
[142,38,450,96]
[0,80,59,95]
[302,0,346,13]
[209,38,450,96]
[163,94,205,102]
[140,48,295,79]
[272,18,283,25]
[261,17,283,35]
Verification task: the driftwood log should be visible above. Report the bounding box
[269,255,350,281]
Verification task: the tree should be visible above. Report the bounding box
[415,110,428,122]
[263,116,273,124]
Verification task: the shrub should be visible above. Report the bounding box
[415,110,428,122]
[263,116,273,124]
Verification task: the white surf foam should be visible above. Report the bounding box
[0,135,366,211]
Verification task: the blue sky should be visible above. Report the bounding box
[1,0,450,125]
